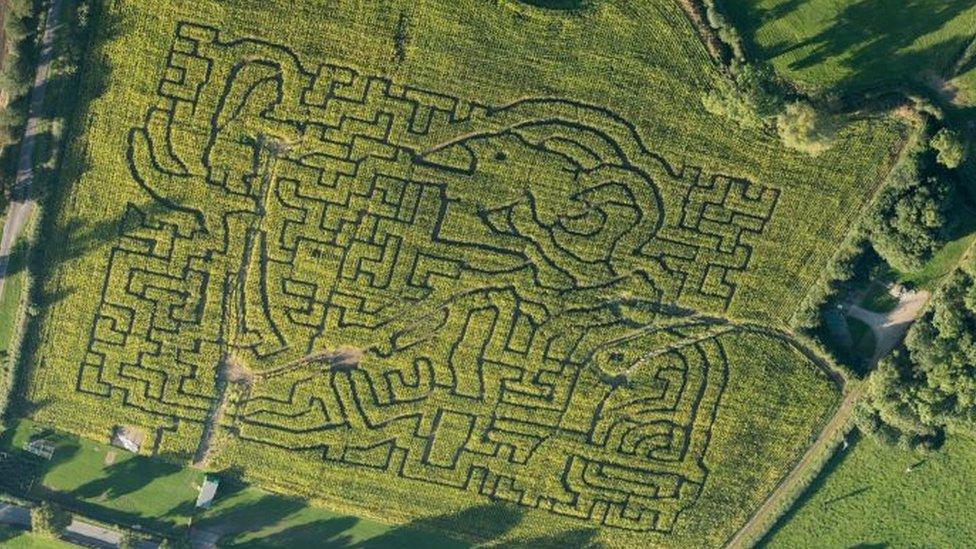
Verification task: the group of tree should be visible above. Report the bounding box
[863,130,959,273]
[30,501,71,539]
[698,2,836,155]
[857,254,976,450]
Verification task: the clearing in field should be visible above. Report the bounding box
[21,0,904,546]
[0,419,203,534]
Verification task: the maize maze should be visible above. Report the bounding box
[59,22,825,533]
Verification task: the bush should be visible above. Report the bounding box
[930,127,967,169]
[30,502,72,539]
[702,81,764,129]
[776,101,836,155]
[701,62,784,130]
[865,142,952,272]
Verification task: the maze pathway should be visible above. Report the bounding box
[75,22,790,533]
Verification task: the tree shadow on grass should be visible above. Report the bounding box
[728,0,976,93]
[756,431,863,547]
[0,524,24,544]
[357,502,524,548]
[198,488,606,549]
[785,0,976,91]
[231,516,360,548]
[73,455,183,501]
[192,492,308,544]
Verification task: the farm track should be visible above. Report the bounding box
[845,290,929,364]
[724,382,864,549]
[729,239,976,547]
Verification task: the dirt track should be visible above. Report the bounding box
[724,383,864,548]
[0,0,62,302]
[845,288,930,363]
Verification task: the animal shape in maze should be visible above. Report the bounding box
[76,22,783,532]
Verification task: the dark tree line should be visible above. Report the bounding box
[863,138,954,273]
[0,0,43,188]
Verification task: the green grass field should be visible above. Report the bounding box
[0,419,203,535]
[0,526,75,549]
[762,434,976,547]
[16,0,905,546]
[726,0,976,93]
[194,481,463,548]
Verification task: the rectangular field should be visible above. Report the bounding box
[0,419,203,534]
[20,0,902,546]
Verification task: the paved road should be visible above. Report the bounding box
[1,501,162,548]
[0,0,62,302]
[1,502,117,547]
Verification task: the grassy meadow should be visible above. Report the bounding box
[0,419,203,535]
[726,0,976,93]
[763,434,976,547]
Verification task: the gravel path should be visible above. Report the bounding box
[845,288,930,363]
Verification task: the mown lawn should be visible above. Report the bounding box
[0,419,203,535]
[0,525,75,549]
[762,433,976,547]
[726,0,976,93]
[194,481,464,548]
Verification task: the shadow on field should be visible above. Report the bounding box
[729,0,976,92]
[787,0,976,85]
[74,457,183,501]
[0,423,80,496]
[0,524,23,544]
[517,0,588,10]
[4,0,124,422]
[197,487,603,549]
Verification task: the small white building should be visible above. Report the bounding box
[196,476,220,509]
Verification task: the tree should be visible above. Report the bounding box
[701,62,783,130]
[865,145,952,272]
[31,502,72,539]
[860,256,976,449]
[930,127,967,169]
[119,531,146,549]
[776,101,835,155]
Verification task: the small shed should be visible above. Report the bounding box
[196,476,220,509]
[111,426,143,453]
[24,439,55,460]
